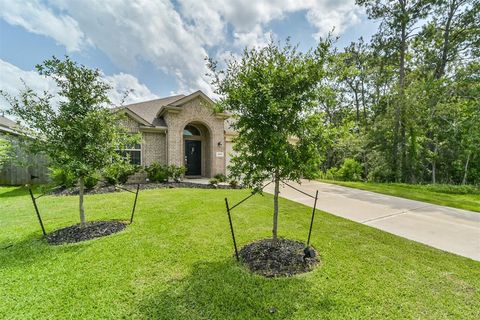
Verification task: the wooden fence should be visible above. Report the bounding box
[0,148,50,185]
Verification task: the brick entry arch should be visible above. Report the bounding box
[183,122,211,177]
[163,96,227,177]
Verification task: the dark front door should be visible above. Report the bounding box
[185,140,201,175]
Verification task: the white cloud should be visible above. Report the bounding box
[0,59,58,111]
[233,26,274,49]
[50,0,215,96]
[0,59,157,110]
[104,73,159,105]
[1,0,363,96]
[0,0,86,52]
[306,1,362,39]
[179,0,362,45]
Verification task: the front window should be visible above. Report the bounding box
[118,142,141,165]
[183,125,201,136]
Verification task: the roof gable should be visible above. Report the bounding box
[122,91,219,126]
[0,115,22,135]
[156,90,216,118]
[122,109,151,126]
[123,94,184,126]
[168,90,215,107]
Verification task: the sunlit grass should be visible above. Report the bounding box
[320,180,480,212]
[1,186,479,319]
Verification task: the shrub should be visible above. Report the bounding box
[229,179,239,188]
[303,170,321,180]
[145,162,169,182]
[84,173,100,189]
[0,137,12,169]
[323,167,339,180]
[168,165,186,182]
[322,159,363,181]
[367,165,393,182]
[209,178,219,186]
[365,151,394,182]
[423,184,480,195]
[50,167,76,188]
[213,173,227,182]
[103,161,137,185]
[50,167,100,189]
[337,158,363,181]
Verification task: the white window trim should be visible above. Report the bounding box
[121,143,142,166]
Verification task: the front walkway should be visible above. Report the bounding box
[264,180,480,261]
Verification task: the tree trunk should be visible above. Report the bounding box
[354,89,360,126]
[432,143,438,184]
[462,152,471,185]
[401,120,407,182]
[363,151,368,180]
[398,4,407,182]
[79,176,86,226]
[435,0,456,80]
[361,79,368,131]
[272,174,280,240]
[427,1,457,185]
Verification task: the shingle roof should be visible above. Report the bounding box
[123,94,185,126]
[0,115,21,134]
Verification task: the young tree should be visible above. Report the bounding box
[209,40,331,240]
[2,57,135,226]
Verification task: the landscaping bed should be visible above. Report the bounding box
[239,238,319,277]
[50,181,238,196]
[46,221,127,245]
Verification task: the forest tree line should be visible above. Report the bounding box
[314,0,479,184]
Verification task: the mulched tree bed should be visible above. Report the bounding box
[46,221,127,245]
[239,238,319,277]
[51,181,238,196]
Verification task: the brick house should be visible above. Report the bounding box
[117,90,235,178]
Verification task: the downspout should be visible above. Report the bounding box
[165,128,169,165]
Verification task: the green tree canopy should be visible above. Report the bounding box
[2,56,136,226]
[209,39,331,239]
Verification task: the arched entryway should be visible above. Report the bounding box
[183,122,211,177]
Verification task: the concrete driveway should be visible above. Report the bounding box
[264,180,480,261]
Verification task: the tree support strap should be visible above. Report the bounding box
[115,183,140,224]
[280,180,317,199]
[307,190,319,246]
[129,184,140,224]
[27,183,141,238]
[279,180,319,247]
[27,183,64,236]
[225,198,239,261]
[224,180,273,261]
[114,184,141,224]
[229,180,273,211]
[28,187,47,236]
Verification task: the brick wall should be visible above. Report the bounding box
[142,132,166,166]
[119,98,227,177]
[164,97,226,177]
[119,116,140,133]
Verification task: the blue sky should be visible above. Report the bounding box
[0,0,378,108]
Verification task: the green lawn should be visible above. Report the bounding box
[319,180,480,212]
[1,186,479,319]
